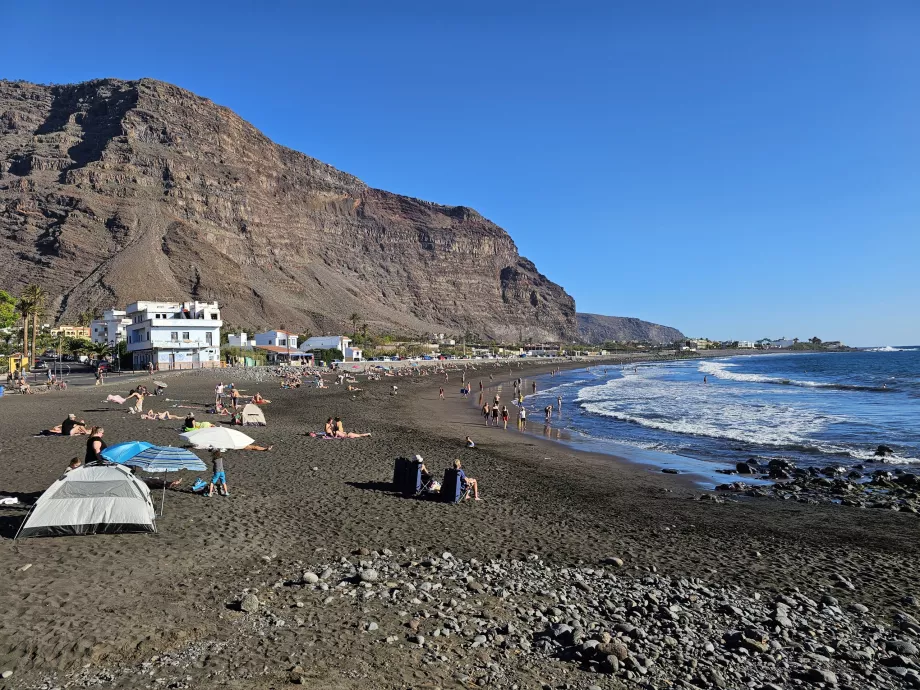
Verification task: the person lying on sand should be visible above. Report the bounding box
[141,410,181,421]
[252,393,271,404]
[347,385,363,392]
[242,444,273,451]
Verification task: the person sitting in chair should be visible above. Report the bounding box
[453,459,480,501]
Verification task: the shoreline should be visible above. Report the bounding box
[1,353,918,689]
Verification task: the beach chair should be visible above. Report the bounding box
[392,457,411,486]
[440,469,471,503]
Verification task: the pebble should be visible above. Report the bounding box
[239,594,259,613]
[301,571,319,585]
[360,569,379,583]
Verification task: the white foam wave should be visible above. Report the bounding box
[868,346,918,352]
[698,361,826,387]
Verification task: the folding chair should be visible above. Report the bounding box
[440,469,471,503]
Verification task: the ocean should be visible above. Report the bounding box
[519,349,920,480]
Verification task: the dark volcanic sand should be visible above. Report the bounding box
[0,359,918,688]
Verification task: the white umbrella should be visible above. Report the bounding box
[180,427,254,450]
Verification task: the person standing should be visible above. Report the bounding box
[439,387,444,400]
[482,402,491,426]
[215,382,224,405]
[519,407,527,430]
[85,427,107,464]
[491,405,499,427]
[95,369,102,386]
[501,405,509,430]
[557,395,563,413]
[544,405,553,423]
[230,386,240,410]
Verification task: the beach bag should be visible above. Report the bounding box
[191,478,207,493]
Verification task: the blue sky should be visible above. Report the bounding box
[3,1,918,346]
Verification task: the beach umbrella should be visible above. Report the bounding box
[180,427,254,451]
[124,446,207,515]
[100,440,154,464]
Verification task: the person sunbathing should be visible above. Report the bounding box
[61,414,89,435]
[141,410,180,420]
[453,459,481,500]
[252,392,271,404]
[242,444,273,451]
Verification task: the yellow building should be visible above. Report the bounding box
[50,325,91,339]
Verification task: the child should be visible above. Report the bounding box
[208,450,229,497]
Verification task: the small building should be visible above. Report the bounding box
[90,309,133,345]
[125,300,222,370]
[300,335,362,361]
[227,332,254,348]
[51,325,91,339]
[253,345,313,365]
[254,330,298,350]
[770,338,796,349]
[737,340,756,349]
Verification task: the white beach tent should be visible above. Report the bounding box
[240,403,266,426]
[16,464,157,538]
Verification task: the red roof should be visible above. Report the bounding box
[253,345,311,355]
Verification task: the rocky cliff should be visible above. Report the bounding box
[0,78,576,341]
[577,313,684,344]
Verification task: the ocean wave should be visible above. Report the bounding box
[868,346,919,352]
[698,361,891,392]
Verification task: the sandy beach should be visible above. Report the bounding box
[1,356,919,689]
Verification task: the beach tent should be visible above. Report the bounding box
[17,464,156,538]
[240,403,266,426]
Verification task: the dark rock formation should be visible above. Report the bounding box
[0,78,576,341]
[577,313,684,344]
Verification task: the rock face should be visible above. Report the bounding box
[577,313,684,344]
[0,78,576,341]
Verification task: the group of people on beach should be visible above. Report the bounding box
[318,417,371,439]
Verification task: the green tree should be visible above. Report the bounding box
[0,290,16,330]
[16,295,32,366]
[22,284,46,365]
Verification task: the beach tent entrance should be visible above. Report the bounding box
[241,403,266,426]
[17,465,157,538]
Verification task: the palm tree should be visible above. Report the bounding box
[349,312,360,338]
[16,295,32,368]
[22,284,46,365]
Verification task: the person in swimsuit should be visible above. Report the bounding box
[491,405,499,426]
[501,406,509,430]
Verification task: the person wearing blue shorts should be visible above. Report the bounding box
[208,450,229,497]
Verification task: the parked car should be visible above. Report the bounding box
[96,361,110,373]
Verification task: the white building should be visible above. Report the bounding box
[227,332,253,348]
[300,335,363,362]
[737,340,756,349]
[254,330,298,350]
[125,301,222,370]
[90,309,133,345]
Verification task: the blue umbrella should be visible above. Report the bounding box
[124,445,206,473]
[100,441,154,464]
[123,446,207,516]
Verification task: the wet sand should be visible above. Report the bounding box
[0,357,917,688]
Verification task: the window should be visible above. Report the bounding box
[280,339,287,346]
[170,332,178,342]
[205,332,212,346]
[210,313,218,320]
[182,332,190,341]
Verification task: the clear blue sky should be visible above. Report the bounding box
[4,1,918,346]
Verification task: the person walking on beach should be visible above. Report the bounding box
[491,405,499,426]
[95,369,103,386]
[439,387,444,400]
[85,427,107,464]
[482,402,491,426]
[519,407,527,430]
[501,405,509,430]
